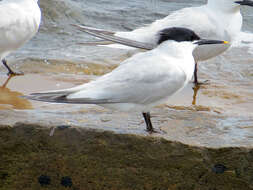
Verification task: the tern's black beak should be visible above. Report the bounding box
[235,0,253,6]
[194,39,229,46]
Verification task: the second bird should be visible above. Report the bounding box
[74,0,253,85]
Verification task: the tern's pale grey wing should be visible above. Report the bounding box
[78,40,114,46]
[72,24,154,50]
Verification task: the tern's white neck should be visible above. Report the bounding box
[157,41,196,58]
[157,41,196,82]
[207,0,240,13]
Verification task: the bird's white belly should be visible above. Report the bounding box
[0,19,38,58]
[100,100,168,113]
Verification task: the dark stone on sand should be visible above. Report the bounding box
[38,175,51,186]
[57,125,71,130]
[1,123,253,190]
[61,176,72,187]
[212,164,227,174]
[0,173,8,180]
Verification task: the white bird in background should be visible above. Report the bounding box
[73,0,253,85]
[0,0,41,76]
[25,28,227,132]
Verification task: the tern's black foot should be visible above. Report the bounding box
[142,112,157,133]
[146,128,159,134]
[2,59,24,76]
[193,80,210,87]
[7,70,24,76]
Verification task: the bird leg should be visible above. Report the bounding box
[193,61,209,86]
[2,59,24,76]
[142,112,154,133]
[194,61,198,85]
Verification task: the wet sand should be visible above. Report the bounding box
[0,68,252,148]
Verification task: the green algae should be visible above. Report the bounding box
[0,123,253,190]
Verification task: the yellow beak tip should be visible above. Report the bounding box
[224,41,229,44]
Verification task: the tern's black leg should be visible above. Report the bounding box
[142,112,154,132]
[193,61,209,86]
[2,59,23,76]
[194,62,198,85]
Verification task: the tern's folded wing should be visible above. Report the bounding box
[72,24,154,50]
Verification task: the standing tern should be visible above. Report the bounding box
[24,27,227,132]
[0,0,41,76]
[73,0,253,85]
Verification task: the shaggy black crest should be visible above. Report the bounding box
[158,27,200,44]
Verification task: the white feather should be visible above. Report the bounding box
[0,0,41,60]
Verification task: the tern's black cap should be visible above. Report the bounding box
[235,0,253,6]
[157,27,201,45]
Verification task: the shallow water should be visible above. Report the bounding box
[0,0,253,147]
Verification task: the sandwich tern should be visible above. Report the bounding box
[0,0,41,76]
[73,0,253,84]
[24,27,227,132]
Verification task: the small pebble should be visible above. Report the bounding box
[212,164,227,174]
[100,119,111,122]
[49,125,71,136]
[57,125,71,130]
[0,173,8,180]
[61,176,73,187]
[38,175,51,186]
